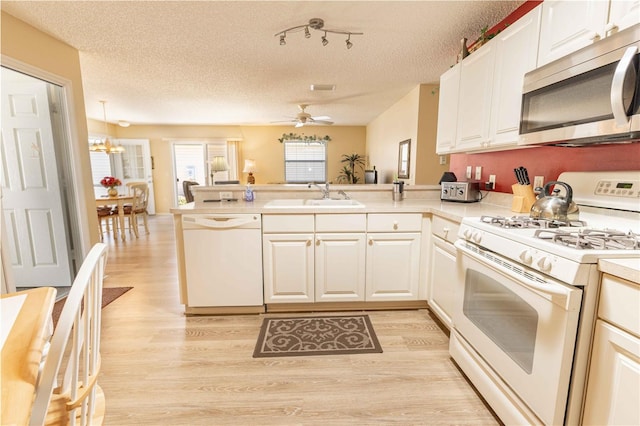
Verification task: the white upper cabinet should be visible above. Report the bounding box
[455,42,497,151]
[489,6,542,148]
[436,64,461,155]
[538,0,640,66]
[435,4,542,154]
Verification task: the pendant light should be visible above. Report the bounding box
[89,101,125,155]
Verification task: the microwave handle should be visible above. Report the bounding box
[611,46,638,127]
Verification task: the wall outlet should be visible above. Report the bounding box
[489,174,496,185]
[439,155,447,165]
[533,176,545,189]
[219,191,232,199]
[466,166,472,179]
[475,166,482,181]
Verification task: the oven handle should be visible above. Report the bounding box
[455,240,581,311]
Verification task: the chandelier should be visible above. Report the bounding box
[275,18,363,49]
[89,100,125,154]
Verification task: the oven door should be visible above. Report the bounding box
[451,240,583,426]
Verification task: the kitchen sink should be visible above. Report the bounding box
[264,199,365,208]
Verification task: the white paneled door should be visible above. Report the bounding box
[1,79,72,287]
[113,139,156,214]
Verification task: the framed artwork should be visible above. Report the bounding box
[397,139,410,179]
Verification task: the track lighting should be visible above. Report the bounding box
[275,18,362,49]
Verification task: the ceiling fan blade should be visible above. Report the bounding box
[311,115,331,121]
[309,119,334,125]
[295,121,304,128]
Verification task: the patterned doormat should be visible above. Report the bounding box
[253,315,383,358]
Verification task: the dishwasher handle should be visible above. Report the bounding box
[183,214,260,229]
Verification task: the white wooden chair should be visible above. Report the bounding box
[122,183,149,237]
[30,243,108,426]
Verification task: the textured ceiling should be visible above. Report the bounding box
[1,1,523,127]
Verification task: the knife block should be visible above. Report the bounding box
[511,183,537,213]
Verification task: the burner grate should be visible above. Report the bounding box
[534,229,640,250]
[480,215,587,229]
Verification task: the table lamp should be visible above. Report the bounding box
[209,156,229,184]
[243,159,257,184]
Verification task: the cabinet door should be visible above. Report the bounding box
[456,43,496,151]
[436,64,461,154]
[263,233,314,303]
[608,0,640,34]
[315,233,366,302]
[582,320,640,425]
[365,233,421,301]
[489,5,541,148]
[428,236,456,329]
[537,0,609,66]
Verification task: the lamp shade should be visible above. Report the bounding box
[242,159,257,173]
[209,156,229,172]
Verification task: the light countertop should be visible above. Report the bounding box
[599,258,640,284]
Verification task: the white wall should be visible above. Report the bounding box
[366,86,420,184]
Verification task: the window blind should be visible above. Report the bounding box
[284,141,326,183]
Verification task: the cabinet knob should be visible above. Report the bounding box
[369,239,373,246]
[604,22,618,34]
[316,239,321,246]
[393,222,398,230]
[306,240,312,246]
[587,31,600,41]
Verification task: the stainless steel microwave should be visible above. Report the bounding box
[519,24,640,146]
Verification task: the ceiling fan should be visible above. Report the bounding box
[274,104,334,127]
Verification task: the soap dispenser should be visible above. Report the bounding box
[244,185,254,202]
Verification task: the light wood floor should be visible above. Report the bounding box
[99,215,499,425]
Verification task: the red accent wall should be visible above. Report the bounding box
[449,143,640,193]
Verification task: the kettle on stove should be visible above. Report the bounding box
[530,181,579,221]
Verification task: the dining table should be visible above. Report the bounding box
[1,287,57,426]
[95,194,134,241]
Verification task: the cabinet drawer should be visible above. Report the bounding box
[431,216,460,244]
[316,214,366,232]
[263,214,314,233]
[599,274,640,338]
[367,213,422,232]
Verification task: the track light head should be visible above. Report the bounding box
[304,26,311,38]
[279,34,286,45]
[346,34,353,49]
[322,32,329,46]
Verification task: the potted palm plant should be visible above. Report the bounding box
[338,153,365,184]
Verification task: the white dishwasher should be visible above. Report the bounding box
[182,214,263,307]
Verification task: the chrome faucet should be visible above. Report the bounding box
[308,182,331,199]
[338,190,350,200]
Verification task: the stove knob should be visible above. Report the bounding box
[537,256,552,272]
[463,229,473,240]
[519,250,533,264]
[472,232,482,243]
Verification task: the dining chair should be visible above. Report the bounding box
[182,180,199,203]
[96,207,118,241]
[122,183,149,237]
[30,243,108,426]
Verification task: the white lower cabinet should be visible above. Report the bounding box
[263,213,422,305]
[582,274,640,425]
[365,214,423,301]
[427,215,460,329]
[263,233,314,303]
[315,233,366,302]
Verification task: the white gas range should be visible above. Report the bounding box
[449,171,640,425]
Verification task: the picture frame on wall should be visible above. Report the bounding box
[397,139,410,179]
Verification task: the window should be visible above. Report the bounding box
[88,136,113,185]
[284,141,327,183]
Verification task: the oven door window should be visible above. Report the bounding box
[463,270,537,373]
